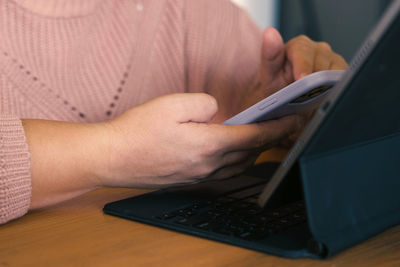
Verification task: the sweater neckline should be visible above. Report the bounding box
[11,0,102,18]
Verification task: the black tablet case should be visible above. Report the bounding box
[299,133,400,257]
[296,6,400,255]
[104,0,400,259]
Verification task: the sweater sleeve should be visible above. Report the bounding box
[184,0,263,120]
[0,115,31,224]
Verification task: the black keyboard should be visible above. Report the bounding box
[155,192,306,241]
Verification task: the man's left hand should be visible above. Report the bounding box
[244,27,348,109]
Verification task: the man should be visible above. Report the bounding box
[0,0,346,224]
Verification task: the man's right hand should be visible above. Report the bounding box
[24,93,302,209]
[98,93,303,188]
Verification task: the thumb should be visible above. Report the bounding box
[260,27,285,85]
[169,93,218,123]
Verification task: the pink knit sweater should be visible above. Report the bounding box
[0,0,262,224]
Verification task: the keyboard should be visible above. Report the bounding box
[155,184,306,241]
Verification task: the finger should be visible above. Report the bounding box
[163,93,218,123]
[221,149,259,167]
[207,154,259,181]
[260,27,286,85]
[330,54,348,70]
[187,145,261,180]
[217,115,303,152]
[285,35,315,80]
[314,42,334,71]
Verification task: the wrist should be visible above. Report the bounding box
[85,121,114,188]
[22,119,108,208]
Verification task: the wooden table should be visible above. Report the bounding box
[1,149,400,266]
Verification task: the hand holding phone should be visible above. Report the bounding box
[223,70,345,125]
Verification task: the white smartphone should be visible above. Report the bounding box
[223,70,345,125]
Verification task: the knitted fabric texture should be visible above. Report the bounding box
[0,0,262,223]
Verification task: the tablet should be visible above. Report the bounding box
[223,70,345,125]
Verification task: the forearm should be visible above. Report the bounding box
[22,119,107,209]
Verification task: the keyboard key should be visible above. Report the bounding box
[197,220,224,231]
[156,212,178,220]
[157,199,307,242]
[175,213,213,226]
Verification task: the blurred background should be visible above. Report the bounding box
[231,0,393,61]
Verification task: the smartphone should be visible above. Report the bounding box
[223,70,345,125]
